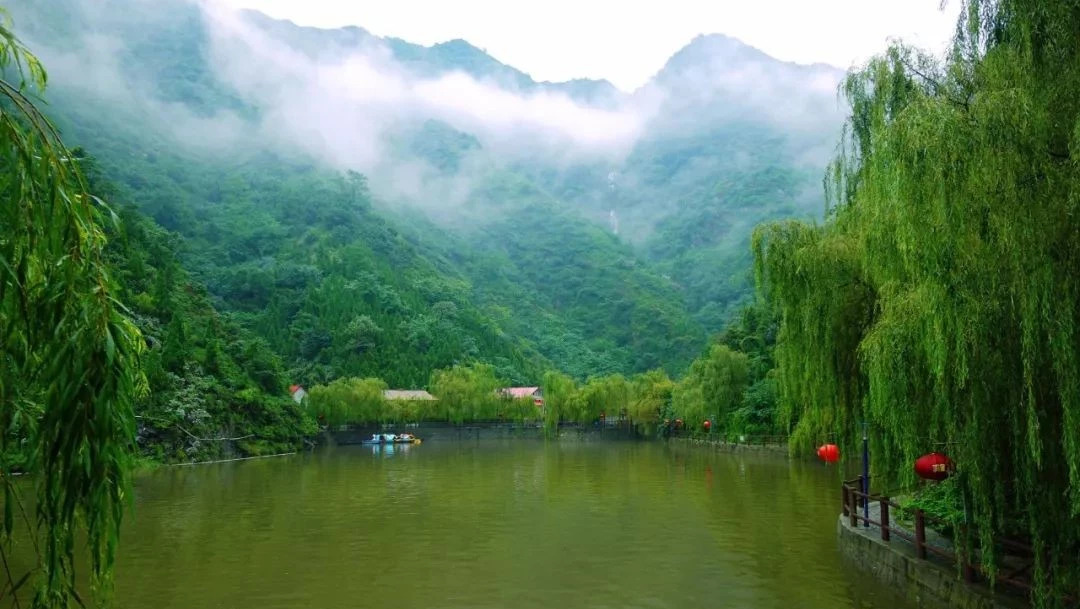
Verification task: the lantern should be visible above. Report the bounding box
[817,443,840,463]
[914,452,953,481]
[703,420,711,431]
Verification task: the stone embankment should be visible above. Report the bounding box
[837,508,1028,609]
[671,434,789,455]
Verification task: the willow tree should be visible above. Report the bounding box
[429,363,501,423]
[541,371,577,433]
[627,370,673,435]
[577,374,630,424]
[0,17,143,608]
[672,345,749,433]
[754,0,1080,603]
[306,377,387,426]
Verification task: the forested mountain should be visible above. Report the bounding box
[521,34,842,326]
[235,11,844,327]
[5,0,840,383]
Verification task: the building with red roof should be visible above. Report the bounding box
[498,386,543,406]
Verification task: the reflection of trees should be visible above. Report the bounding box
[113,445,912,608]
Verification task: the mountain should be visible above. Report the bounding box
[237,9,624,106]
[516,34,844,326]
[6,0,844,379]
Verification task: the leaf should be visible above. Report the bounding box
[2,485,11,535]
[104,326,116,363]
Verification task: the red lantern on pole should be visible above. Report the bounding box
[914,452,953,481]
[703,420,711,431]
[817,443,840,463]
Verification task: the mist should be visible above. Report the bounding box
[201,2,652,166]
[12,0,846,229]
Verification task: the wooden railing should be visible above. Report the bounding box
[840,477,1048,599]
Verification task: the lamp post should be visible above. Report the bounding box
[862,421,870,527]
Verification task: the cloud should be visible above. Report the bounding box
[199,1,650,171]
[15,0,845,227]
[639,34,846,149]
[26,30,249,155]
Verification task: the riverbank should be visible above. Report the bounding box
[837,502,1029,609]
[137,425,786,468]
[667,434,789,456]
[323,421,639,445]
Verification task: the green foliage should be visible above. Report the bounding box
[306,377,388,427]
[627,370,674,435]
[755,1,1080,601]
[102,199,315,463]
[307,364,546,426]
[500,397,541,424]
[578,375,630,424]
[461,188,706,376]
[5,0,710,383]
[731,376,777,435]
[638,141,819,330]
[541,371,577,433]
[671,344,749,434]
[118,160,550,388]
[429,363,502,424]
[900,479,964,539]
[666,303,780,437]
[525,122,824,334]
[0,24,140,607]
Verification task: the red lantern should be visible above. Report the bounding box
[817,443,840,463]
[703,420,711,431]
[914,452,953,481]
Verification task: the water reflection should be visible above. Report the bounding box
[368,441,414,457]
[100,441,918,609]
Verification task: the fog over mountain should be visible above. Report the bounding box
[9,0,849,356]
[16,0,842,218]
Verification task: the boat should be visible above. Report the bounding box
[362,433,422,445]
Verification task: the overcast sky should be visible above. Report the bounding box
[213,0,961,92]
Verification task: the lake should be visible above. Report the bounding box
[112,440,916,609]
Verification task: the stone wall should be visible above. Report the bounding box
[836,516,1028,609]
[669,435,790,456]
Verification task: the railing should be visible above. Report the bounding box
[840,477,1049,600]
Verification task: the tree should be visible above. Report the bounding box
[307,377,387,426]
[672,344,749,432]
[627,370,674,435]
[578,375,630,424]
[541,371,577,432]
[344,315,382,354]
[0,23,143,606]
[429,363,501,424]
[754,1,1080,602]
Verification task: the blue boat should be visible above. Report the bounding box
[362,433,421,445]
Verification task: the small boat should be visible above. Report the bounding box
[362,433,422,445]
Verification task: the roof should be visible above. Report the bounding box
[500,387,541,398]
[383,390,437,401]
[289,384,304,394]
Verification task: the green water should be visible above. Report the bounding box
[112,441,915,609]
